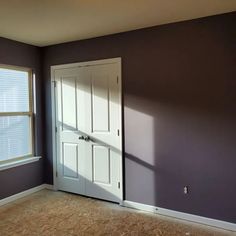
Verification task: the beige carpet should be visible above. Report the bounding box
[0,190,235,236]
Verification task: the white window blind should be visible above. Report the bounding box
[0,67,33,162]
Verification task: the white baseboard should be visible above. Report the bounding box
[121,200,236,232]
[1,186,235,232]
[44,184,54,190]
[0,184,53,207]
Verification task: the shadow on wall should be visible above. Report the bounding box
[124,89,236,222]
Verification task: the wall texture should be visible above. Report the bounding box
[42,12,236,223]
[0,37,44,199]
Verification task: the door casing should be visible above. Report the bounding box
[50,58,123,203]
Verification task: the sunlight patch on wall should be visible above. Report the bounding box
[125,107,155,166]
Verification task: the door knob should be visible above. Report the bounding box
[79,135,92,142]
[84,136,91,142]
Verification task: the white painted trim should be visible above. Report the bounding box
[0,184,49,207]
[51,58,121,70]
[50,58,123,201]
[51,66,58,191]
[121,200,236,232]
[0,156,42,171]
[117,58,123,204]
[44,184,54,190]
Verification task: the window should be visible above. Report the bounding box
[0,65,34,164]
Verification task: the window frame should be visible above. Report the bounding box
[0,64,35,164]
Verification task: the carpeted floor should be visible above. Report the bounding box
[0,190,235,236]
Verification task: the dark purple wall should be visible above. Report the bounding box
[0,37,44,199]
[42,12,236,223]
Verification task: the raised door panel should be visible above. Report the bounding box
[61,77,77,131]
[91,74,110,133]
[76,68,91,134]
[92,145,111,185]
[62,143,78,179]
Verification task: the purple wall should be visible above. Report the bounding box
[41,12,236,223]
[0,37,44,198]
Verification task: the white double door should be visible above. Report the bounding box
[53,61,122,203]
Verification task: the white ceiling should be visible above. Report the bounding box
[0,0,235,47]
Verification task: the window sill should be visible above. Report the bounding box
[0,156,42,171]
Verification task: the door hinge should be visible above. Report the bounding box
[56,171,58,177]
[118,182,120,189]
[117,129,120,136]
[53,81,57,87]
[117,76,119,84]
[55,126,58,133]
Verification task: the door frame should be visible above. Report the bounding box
[50,58,123,202]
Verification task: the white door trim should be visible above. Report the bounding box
[50,58,123,202]
[51,58,121,70]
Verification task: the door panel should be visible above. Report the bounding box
[61,77,77,130]
[91,75,110,132]
[62,143,78,178]
[76,68,91,135]
[54,61,122,203]
[92,145,111,185]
